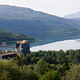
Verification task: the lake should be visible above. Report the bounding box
[1,36,80,51]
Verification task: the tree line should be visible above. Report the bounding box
[1,49,80,80]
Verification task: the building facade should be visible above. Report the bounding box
[16,40,30,55]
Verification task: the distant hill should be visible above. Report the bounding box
[0,29,35,44]
[64,12,80,28]
[0,5,80,42]
[64,12,80,22]
[64,12,80,19]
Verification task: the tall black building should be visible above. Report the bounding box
[16,40,30,55]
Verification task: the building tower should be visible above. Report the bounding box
[16,40,30,56]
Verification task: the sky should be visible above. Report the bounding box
[0,0,80,17]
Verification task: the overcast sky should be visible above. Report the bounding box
[0,0,80,17]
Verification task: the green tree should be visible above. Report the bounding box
[35,58,49,75]
[22,71,39,80]
[64,64,80,80]
[40,70,60,80]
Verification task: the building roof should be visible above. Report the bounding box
[0,52,16,57]
[16,40,29,44]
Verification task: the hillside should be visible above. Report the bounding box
[0,29,35,44]
[0,5,80,42]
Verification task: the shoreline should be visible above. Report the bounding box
[30,39,80,52]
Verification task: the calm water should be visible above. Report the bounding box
[0,40,54,51]
[1,36,80,51]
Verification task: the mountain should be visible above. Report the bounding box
[64,12,80,28]
[0,5,80,43]
[64,12,80,19]
[64,12,80,22]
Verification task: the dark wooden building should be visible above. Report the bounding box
[0,52,16,59]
